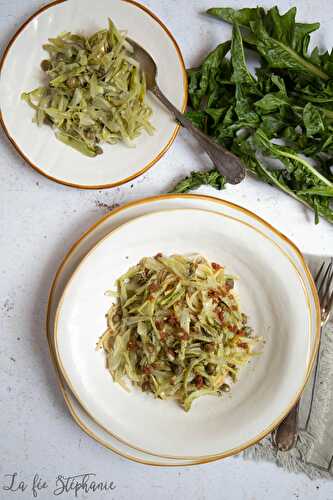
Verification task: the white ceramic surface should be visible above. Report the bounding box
[0,0,186,188]
[54,205,314,459]
[47,194,320,466]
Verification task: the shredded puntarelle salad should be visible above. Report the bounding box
[97,254,261,411]
[21,19,154,157]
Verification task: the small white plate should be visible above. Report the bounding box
[54,206,315,460]
[0,0,186,188]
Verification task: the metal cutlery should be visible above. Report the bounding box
[274,260,333,451]
[128,38,246,185]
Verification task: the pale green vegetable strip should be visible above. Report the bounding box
[21,19,154,157]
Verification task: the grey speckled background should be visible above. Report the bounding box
[0,1,332,499]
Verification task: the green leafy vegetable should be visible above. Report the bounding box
[207,7,261,29]
[21,19,154,157]
[171,169,226,193]
[185,5,333,224]
[231,23,255,84]
[98,254,260,411]
[302,103,325,136]
[253,18,329,80]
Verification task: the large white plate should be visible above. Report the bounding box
[0,0,186,188]
[54,204,318,459]
[47,194,320,465]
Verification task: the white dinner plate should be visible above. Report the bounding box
[54,204,318,460]
[0,0,186,188]
[47,194,320,465]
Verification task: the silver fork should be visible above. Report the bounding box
[274,259,333,451]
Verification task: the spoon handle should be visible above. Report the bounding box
[152,85,245,185]
[274,400,300,451]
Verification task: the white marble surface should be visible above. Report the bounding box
[0,1,332,499]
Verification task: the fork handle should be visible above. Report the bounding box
[274,400,300,451]
[152,85,246,185]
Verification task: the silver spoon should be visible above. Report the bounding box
[128,38,246,185]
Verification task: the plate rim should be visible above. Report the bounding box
[53,200,320,460]
[0,0,188,190]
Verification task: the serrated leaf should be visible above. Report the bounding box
[303,103,325,136]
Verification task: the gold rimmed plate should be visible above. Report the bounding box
[50,196,320,462]
[0,0,187,189]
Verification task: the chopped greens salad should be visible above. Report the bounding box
[97,254,261,412]
[21,19,154,157]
